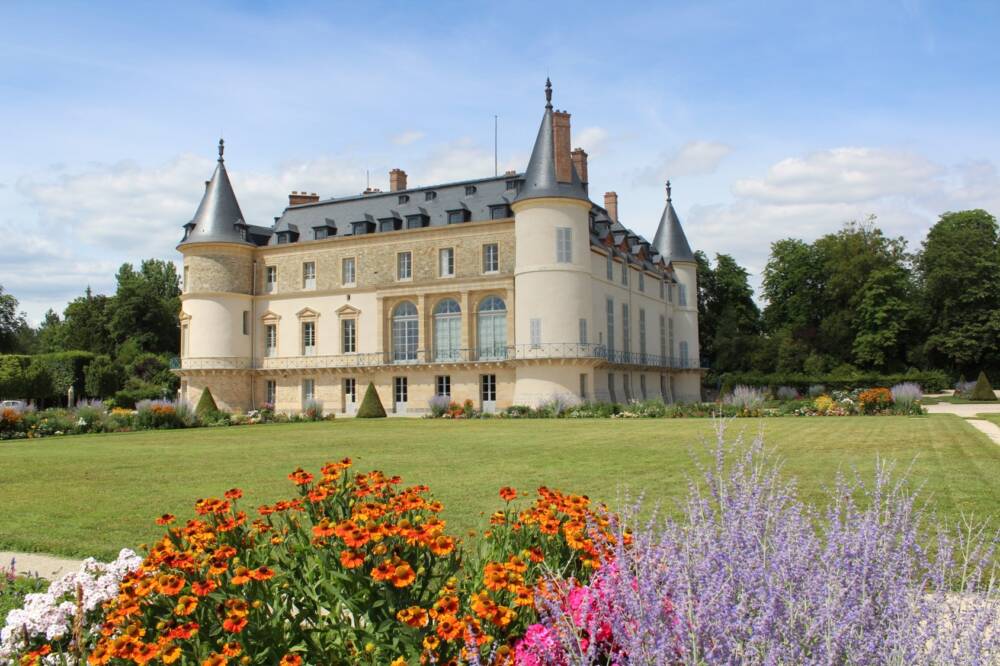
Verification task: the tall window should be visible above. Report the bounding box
[397,252,412,280]
[622,304,630,354]
[242,311,249,336]
[639,308,646,359]
[392,301,419,362]
[678,284,688,307]
[265,266,277,293]
[342,257,356,286]
[640,375,647,400]
[483,243,499,273]
[621,262,628,286]
[302,321,316,356]
[303,262,316,290]
[183,265,190,293]
[605,298,615,352]
[265,324,277,357]
[659,314,666,360]
[608,373,616,403]
[606,253,613,280]
[435,375,451,397]
[530,318,541,349]
[667,283,673,303]
[659,279,665,300]
[638,272,645,292]
[302,379,315,403]
[476,296,507,360]
[579,373,588,400]
[556,227,572,263]
[265,380,276,406]
[481,374,497,404]
[668,318,675,360]
[341,318,356,354]
[439,248,455,277]
[433,299,461,361]
[579,318,587,345]
[394,377,408,403]
[680,340,690,368]
[343,378,357,405]
[623,373,632,402]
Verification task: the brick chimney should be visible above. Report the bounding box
[604,192,618,222]
[289,191,320,206]
[571,148,588,188]
[552,110,572,183]
[389,168,408,192]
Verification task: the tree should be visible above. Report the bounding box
[108,260,180,355]
[35,309,67,353]
[356,382,386,418]
[851,264,918,370]
[917,210,1000,372]
[61,288,113,355]
[84,355,121,399]
[696,252,761,373]
[0,286,29,354]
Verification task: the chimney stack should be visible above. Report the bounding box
[571,147,588,190]
[552,110,572,183]
[604,192,618,222]
[389,168,408,192]
[289,191,320,206]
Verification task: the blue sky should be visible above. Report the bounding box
[2,0,999,321]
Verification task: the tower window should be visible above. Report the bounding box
[556,227,572,263]
[678,284,688,307]
[265,266,277,293]
[242,311,249,336]
[530,318,541,349]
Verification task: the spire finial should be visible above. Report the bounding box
[666,179,672,202]
[218,138,225,162]
[544,77,553,109]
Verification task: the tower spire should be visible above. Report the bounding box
[544,77,553,109]
[218,138,225,162]
[652,180,694,263]
[666,179,672,202]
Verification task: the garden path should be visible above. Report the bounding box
[1,551,82,580]
[925,403,1000,445]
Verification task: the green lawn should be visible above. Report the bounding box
[977,413,1000,427]
[922,395,1000,405]
[1,415,999,560]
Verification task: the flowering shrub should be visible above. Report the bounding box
[723,385,765,414]
[301,398,324,421]
[858,387,894,414]
[0,550,141,663]
[428,395,451,418]
[775,385,799,401]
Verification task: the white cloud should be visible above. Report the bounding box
[635,140,732,186]
[391,130,425,146]
[575,126,609,157]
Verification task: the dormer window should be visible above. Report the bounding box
[405,214,429,229]
[398,194,410,204]
[425,191,437,201]
[276,234,289,245]
[489,204,510,220]
[314,228,328,240]
[447,209,471,224]
[505,179,518,191]
[465,185,477,196]
[378,217,401,233]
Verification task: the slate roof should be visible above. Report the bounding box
[651,182,696,264]
[178,140,254,247]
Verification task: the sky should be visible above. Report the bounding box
[2,0,999,323]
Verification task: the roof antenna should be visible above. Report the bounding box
[494,114,498,176]
[666,179,672,202]
[218,138,225,162]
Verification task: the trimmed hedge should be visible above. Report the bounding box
[970,371,996,401]
[195,387,219,418]
[714,369,950,394]
[356,381,386,418]
[0,351,96,403]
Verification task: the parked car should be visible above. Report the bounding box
[1,400,26,410]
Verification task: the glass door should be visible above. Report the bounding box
[343,378,357,415]
[394,377,408,414]
[480,374,497,414]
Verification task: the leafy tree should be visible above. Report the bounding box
[108,260,180,355]
[35,309,67,353]
[0,355,26,399]
[356,382,387,418]
[61,288,114,355]
[761,238,823,341]
[917,210,1000,372]
[0,286,29,354]
[852,264,918,370]
[84,355,121,399]
[696,252,761,372]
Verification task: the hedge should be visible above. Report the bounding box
[970,371,996,401]
[0,351,97,403]
[356,381,387,418]
[714,369,950,394]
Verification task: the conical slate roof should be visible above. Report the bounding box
[514,79,589,204]
[652,181,695,263]
[179,140,252,246]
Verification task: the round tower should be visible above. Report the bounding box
[176,140,255,411]
[511,80,593,406]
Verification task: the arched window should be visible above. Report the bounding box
[433,299,461,361]
[476,296,507,360]
[392,301,419,362]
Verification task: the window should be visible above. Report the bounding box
[660,374,668,402]
[476,296,507,360]
[623,373,632,402]
[606,253,613,280]
[242,311,249,336]
[392,301,419,362]
[302,378,315,403]
[303,262,316,290]
[659,314,666,360]
[406,214,429,229]
[483,243,499,273]
[679,284,687,306]
[433,299,461,361]
[667,283,673,303]
[580,373,588,400]
[659,279,665,300]
[447,210,468,224]
[490,205,510,219]
[505,178,518,190]
[342,318,356,354]
[608,373,616,403]
[397,252,412,280]
[556,227,572,263]
[640,375,647,400]
[265,380,276,406]
[181,324,189,357]
[439,248,455,277]
[579,318,587,345]
[639,309,646,359]
[680,341,690,368]
[465,185,477,196]
[342,257,356,286]
[425,191,437,201]
[668,317,675,360]
[344,378,357,404]
[481,374,497,402]
[622,304,630,354]
[265,324,277,357]
[530,318,541,349]
[605,298,615,352]
[398,194,410,204]
[621,262,629,286]
[302,321,316,356]
[639,272,645,292]
[265,266,277,293]
[394,376,408,403]
[183,265,190,293]
[435,375,451,397]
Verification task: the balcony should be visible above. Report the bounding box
[172,344,702,372]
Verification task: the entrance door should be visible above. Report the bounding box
[394,377,408,414]
[481,374,497,414]
[343,378,357,415]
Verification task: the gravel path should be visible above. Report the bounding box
[0,551,83,580]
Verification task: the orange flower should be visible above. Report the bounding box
[429,535,455,556]
[222,615,248,633]
[191,579,216,596]
[423,634,441,651]
[221,641,242,657]
[340,549,365,569]
[288,468,314,485]
[527,547,544,563]
[248,566,275,581]
[224,599,249,617]
[155,514,176,526]
[230,566,250,585]
[371,560,395,582]
[167,622,200,640]
[131,643,159,664]
[434,594,460,615]
[157,574,185,596]
[390,658,407,666]
[224,488,243,500]
[513,586,534,607]
[160,644,182,664]
[201,654,228,666]
[390,562,416,588]
[173,595,198,616]
[279,655,303,666]
[499,487,517,502]
[435,614,463,641]
[312,518,335,538]
[396,605,429,628]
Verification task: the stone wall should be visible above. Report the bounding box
[183,247,254,295]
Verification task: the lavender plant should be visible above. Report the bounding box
[428,394,451,417]
[723,385,765,412]
[891,382,923,408]
[775,385,799,401]
[519,423,1000,665]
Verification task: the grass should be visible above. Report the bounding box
[1,415,999,560]
[977,413,1000,428]
[922,395,1000,405]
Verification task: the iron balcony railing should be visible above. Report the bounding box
[172,343,700,372]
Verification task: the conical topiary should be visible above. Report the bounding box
[355,381,386,418]
[969,371,996,401]
[195,386,219,418]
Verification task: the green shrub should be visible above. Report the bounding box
[111,385,163,409]
[355,382,386,418]
[969,371,996,401]
[135,399,184,429]
[195,387,220,418]
[302,399,324,421]
[714,370,949,394]
[84,354,120,399]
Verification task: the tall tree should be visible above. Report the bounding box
[107,260,181,355]
[696,252,761,372]
[917,209,1000,372]
[0,285,29,353]
[61,288,113,354]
